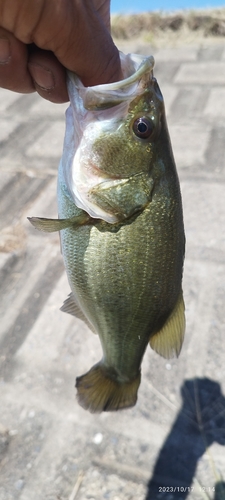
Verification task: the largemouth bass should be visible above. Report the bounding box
[29,52,185,413]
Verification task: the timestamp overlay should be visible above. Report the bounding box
[158,485,216,494]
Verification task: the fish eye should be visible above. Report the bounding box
[133,117,154,139]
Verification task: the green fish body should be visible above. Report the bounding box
[29,53,185,413]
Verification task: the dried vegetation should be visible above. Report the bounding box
[111,8,225,40]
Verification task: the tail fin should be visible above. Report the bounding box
[75,362,141,413]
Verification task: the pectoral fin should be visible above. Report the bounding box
[149,291,185,359]
[61,293,96,334]
[28,213,91,232]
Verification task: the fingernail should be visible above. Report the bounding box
[0,38,11,64]
[29,63,55,90]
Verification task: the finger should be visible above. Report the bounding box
[27,0,122,87]
[0,27,35,93]
[28,49,69,103]
[50,2,122,86]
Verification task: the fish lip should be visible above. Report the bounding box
[70,54,155,111]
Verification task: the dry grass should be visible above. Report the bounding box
[111,8,225,40]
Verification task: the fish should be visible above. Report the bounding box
[29,52,185,413]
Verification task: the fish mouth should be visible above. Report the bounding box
[82,54,155,110]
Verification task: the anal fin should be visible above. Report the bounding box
[150,291,185,359]
[61,293,96,334]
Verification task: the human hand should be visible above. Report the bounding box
[0,0,122,103]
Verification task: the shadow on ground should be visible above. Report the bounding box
[146,378,225,499]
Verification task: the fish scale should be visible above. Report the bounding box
[29,52,185,413]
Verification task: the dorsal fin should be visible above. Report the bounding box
[60,293,96,334]
[149,291,185,359]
